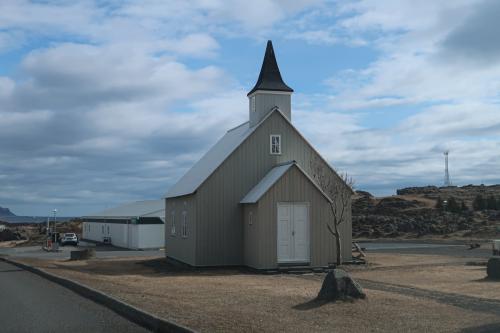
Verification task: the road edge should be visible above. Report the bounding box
[0,256,195,333]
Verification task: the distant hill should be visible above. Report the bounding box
[397,184,500,205]
[353,184,500,239]
[0,206,15,217]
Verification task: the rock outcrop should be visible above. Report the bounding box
[0,206,15,217]
[0,229,25,242]
[353,185,500,239]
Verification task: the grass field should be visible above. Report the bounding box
[13,251,500,332]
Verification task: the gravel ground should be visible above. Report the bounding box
[12,255,500,333]
[358,278,500,315]
[351,258,500,301]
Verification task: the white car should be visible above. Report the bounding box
[61,233,78,246]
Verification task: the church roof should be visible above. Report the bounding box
[247,40,293,96]
[165,120,256,198]
[165,109,288,199]
[164,108,349,199]
[240,161,333,204]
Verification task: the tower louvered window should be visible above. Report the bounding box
[270,134,281,155]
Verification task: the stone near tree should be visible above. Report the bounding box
[70,248,95,260]
[316,269,366,301]
[487,257,500,279]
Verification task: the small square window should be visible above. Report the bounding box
[270,134,281,155]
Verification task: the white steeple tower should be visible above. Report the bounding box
[248,40,293,127]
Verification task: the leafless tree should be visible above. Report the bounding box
[310,156,354,265]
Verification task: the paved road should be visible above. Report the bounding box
[0,261,150,333]
[0,245,164,260]
[358,241,491,258]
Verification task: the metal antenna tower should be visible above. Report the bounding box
[443,151,450,187]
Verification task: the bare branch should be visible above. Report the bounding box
[326,223,337,236]
[310,155,354,265]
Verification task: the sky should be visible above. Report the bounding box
[1,0,499,216]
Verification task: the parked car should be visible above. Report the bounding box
[61,233,78,246]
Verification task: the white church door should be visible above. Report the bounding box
[277,203,310,264]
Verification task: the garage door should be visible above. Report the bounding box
[277,203,310,263]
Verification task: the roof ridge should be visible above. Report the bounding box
[240,161,333,204]
[227,121,249,133]
[275,160,296,167]
[165,107,350,199]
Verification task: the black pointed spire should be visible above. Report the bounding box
[247,40,293,96]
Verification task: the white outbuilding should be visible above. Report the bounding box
[81,200,164,249]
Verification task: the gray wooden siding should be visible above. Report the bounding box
[245,166,351,269]
[243,204,259,268]
[195,111,348,266]
[250,93,291,127]
[165,195,197,265]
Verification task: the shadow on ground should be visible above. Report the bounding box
[471,276,500,283]
[461,322,500,333]
[293,299,329,310]
[53,257,254,277]
[293,297,359,311]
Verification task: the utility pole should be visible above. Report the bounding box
[444,151,450,187]
[53,209,57,250]
[46,216,50,249]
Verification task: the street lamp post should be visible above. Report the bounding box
[53,209,57,250]
[46,216,50,249]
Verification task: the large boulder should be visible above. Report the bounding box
[70,248,95,260]
[487,257,500,279]
[317,269,366,301]
[0,229,18,242]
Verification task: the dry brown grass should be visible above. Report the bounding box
[0,239,28,248]
[351,253,500,301]
[13,254,500,333]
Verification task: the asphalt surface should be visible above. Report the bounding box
[358,242,492,258]
[0,261,150,333]
[0,244,164,260]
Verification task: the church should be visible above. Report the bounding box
[164,41,352,269]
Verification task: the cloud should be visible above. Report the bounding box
[0,40,246,215]
[1,0,499,215]
[164,34,220,57]
[315,0,500,193]
[400,103,500,137]
[440,0,500,64]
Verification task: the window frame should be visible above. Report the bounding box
[251,96,256,112]
[249,211,253,226]
[171,211,176,236]
[270,134,281,155]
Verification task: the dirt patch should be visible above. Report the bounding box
[0,240,29,248]
[12,255,500,333]
[352,260,500,301]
